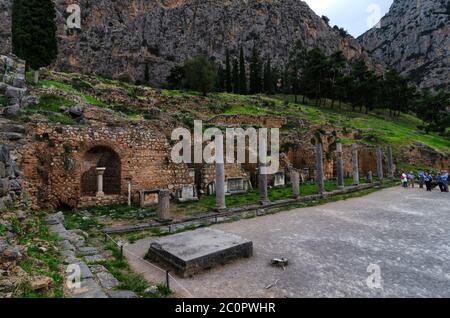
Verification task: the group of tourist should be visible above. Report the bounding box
[400,170,449,192]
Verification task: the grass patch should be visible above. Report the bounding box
[13,212,64,298]
[99,242,171,298]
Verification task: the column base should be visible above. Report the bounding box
[215,206,227,212]
[258,199,271,206]
[96,191,104,197]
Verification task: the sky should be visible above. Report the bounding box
[303,0,394,37]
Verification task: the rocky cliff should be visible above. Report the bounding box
[359,0,449,90]
[0,0,371,86]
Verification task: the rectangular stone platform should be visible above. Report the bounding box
[146,228,253,277]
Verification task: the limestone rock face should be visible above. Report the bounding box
[358,0,450,90]
[0,0,12,55]
[0,0,371,86]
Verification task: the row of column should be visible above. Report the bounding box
[315,142,394,194]
[213,143,394,210]
[149,143,396,217]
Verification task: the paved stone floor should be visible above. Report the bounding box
[126,187,450,298]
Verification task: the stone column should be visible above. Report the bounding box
[215,135,226,211]
[291,170,300,199]
[127,180,132,206]
[315,140,325,194]
[352,144,359,186]
[158,190,170,220]
[258,165,270,205]
[96,167,106,196]
[387,145,394,180]
[336,143,345,189]
[376,146,384,181]
[366,171,373,184]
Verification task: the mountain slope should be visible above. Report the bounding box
[0,0,373,86]
[358,0,450,90]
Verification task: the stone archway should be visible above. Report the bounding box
[81,146,121,196]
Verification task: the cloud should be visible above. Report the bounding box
[302,0,393,37]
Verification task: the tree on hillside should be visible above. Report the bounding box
[303,48,330,106]
[225,49,232,93]
[263,57,275,95]
[12,0,58,83]
[166,65,185,89]
[183,55,217,96]
[328,51,347,108]
[249,47,262,94]
[287,41,307,103]
[232,58,239,94]
[215,64,225,92]
[348,59,369,111]
[415,90,450,135]
[238,47,247,94]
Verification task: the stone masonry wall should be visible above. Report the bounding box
[18,121,195,210]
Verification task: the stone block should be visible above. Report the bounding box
[146,228,253,277]
[2,104,20,118]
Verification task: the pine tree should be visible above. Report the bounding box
[232,58,239,94]
[249,47,262,94]
[225,49,232,93]
[12,0,58,83]
[238,47,247,94]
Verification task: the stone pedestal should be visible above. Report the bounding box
[291,170,300,199]
[387,145,394,180]
[158,190,170,220]
[366,171,373,184]
[376,146,384,181]
[258,166,270,205]
[336,143,345,189]
[315,141,325,194]
[352,144,359,186]
[96,167,106,197]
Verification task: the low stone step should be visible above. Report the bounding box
[107,290,138,298]
[78,246,98,256]
[84,254,107,264]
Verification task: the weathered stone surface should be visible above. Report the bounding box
[21,95,39,107]
[95,270,119,289]
[359,0,449,90]
[0,0,374,86]
[31,276,53,291]
[107,290,138,298]
[146,228,252,277]
[68,277,108,298]
[2,104,20,118]
[78,246,98,256]
[84,254,107,264]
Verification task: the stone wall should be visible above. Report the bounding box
[208,115,287,129]
[18,120,196,210]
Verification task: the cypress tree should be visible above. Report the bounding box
[12,0,58,83]
[249,47,262,94]
[263,57,275,94]
[225,49,232,93]
[238,47,247,94]
[232,58,239,94]
[215,64,225,92]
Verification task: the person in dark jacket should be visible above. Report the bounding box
[424,173,433,192]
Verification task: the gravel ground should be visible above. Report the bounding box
[126,187,450,298]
